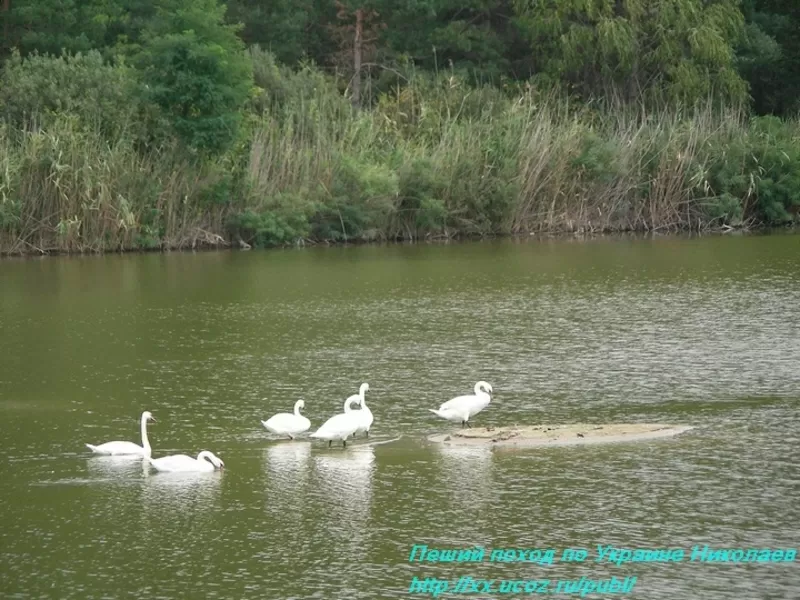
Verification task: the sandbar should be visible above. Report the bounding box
[427,423,694,449]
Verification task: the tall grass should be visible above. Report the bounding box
[1,53,799,254]
[0,119,233,254]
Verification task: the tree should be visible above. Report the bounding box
[225,0,337,65]
[737,0,800,115]
[328,1,386,108]
[135,0,253,154]
[381,0,528,81]
[513,0,750,106]
[0,0,124,58]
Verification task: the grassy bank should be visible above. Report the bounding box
[1,54,799,255]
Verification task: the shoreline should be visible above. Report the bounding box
[2,224,796,261]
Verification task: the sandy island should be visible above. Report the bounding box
[427,423,694,449]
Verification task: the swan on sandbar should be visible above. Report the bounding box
[349,383,372,438]
[85,411,156,457]
[429,381,493,428]
[148,451,225,473]
[310,395,361,448]
[261,399,311,439]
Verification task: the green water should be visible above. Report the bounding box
[1,234,799,599]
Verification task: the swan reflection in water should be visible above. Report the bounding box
[140,467,223,512]
[436,444,494,510]
[85,454,149,483]
[264,441,312,476]
[311,445,375,545]
[263,442,312,520]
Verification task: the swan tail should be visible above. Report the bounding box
[428,409,446,418]
[85,443,99,453]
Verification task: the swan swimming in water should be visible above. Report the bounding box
[148,450,225,473]
[261,399,311,439]
[310,395,361,448]
[429,381,493,428]
[85,411,156,457]
[349,383,372,438]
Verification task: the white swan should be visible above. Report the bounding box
[85,411,156,457]
[148,450,225,473]
[350,383,372,438]
[310,395,361,448]
[261,399,311,439]
[429,381,493,428]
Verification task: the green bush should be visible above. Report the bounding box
[702,116,800,224]
[226,192,312,247]
[0,50,144,140]
[395,158,449,237]
[311,156,398,241]
[135,0,253,156]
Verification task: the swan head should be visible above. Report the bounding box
[142,411,156,422]
[297,399,305,410]
[197,450,224,469]
[476,381,493,395]
[360,383,370,395]
[208,452,225,469]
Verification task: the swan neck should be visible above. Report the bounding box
[474,382,490,397]
[140,413,151,452]
[294,401,302,416]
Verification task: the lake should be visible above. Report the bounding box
[1,233,799,599]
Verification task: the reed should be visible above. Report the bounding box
[2,60,798,254]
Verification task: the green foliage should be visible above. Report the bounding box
[226,193,312,247]
[736,1,800,116]
[571,130,621,185]
[377,0,527,81]
[247,46,349,120]
[312,155,398,241]
[396,158,449,236]
[700,116,800,224]
[2,2,800,254]
[133,0,253,155]
[0,50,142,139]
[225,0,335,65]
[0,0,124,57]
[514,0,749,106]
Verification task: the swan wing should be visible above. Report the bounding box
[352,407,373,433]
[264,413,311,435]
[263,413,310,435]
[86,441,145,456]
[429,407,466,423]
[467,395,491,416]
[149,454,204,472]
[311,413,360,440]
[363,406,374,429]
[438,394,476,411]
